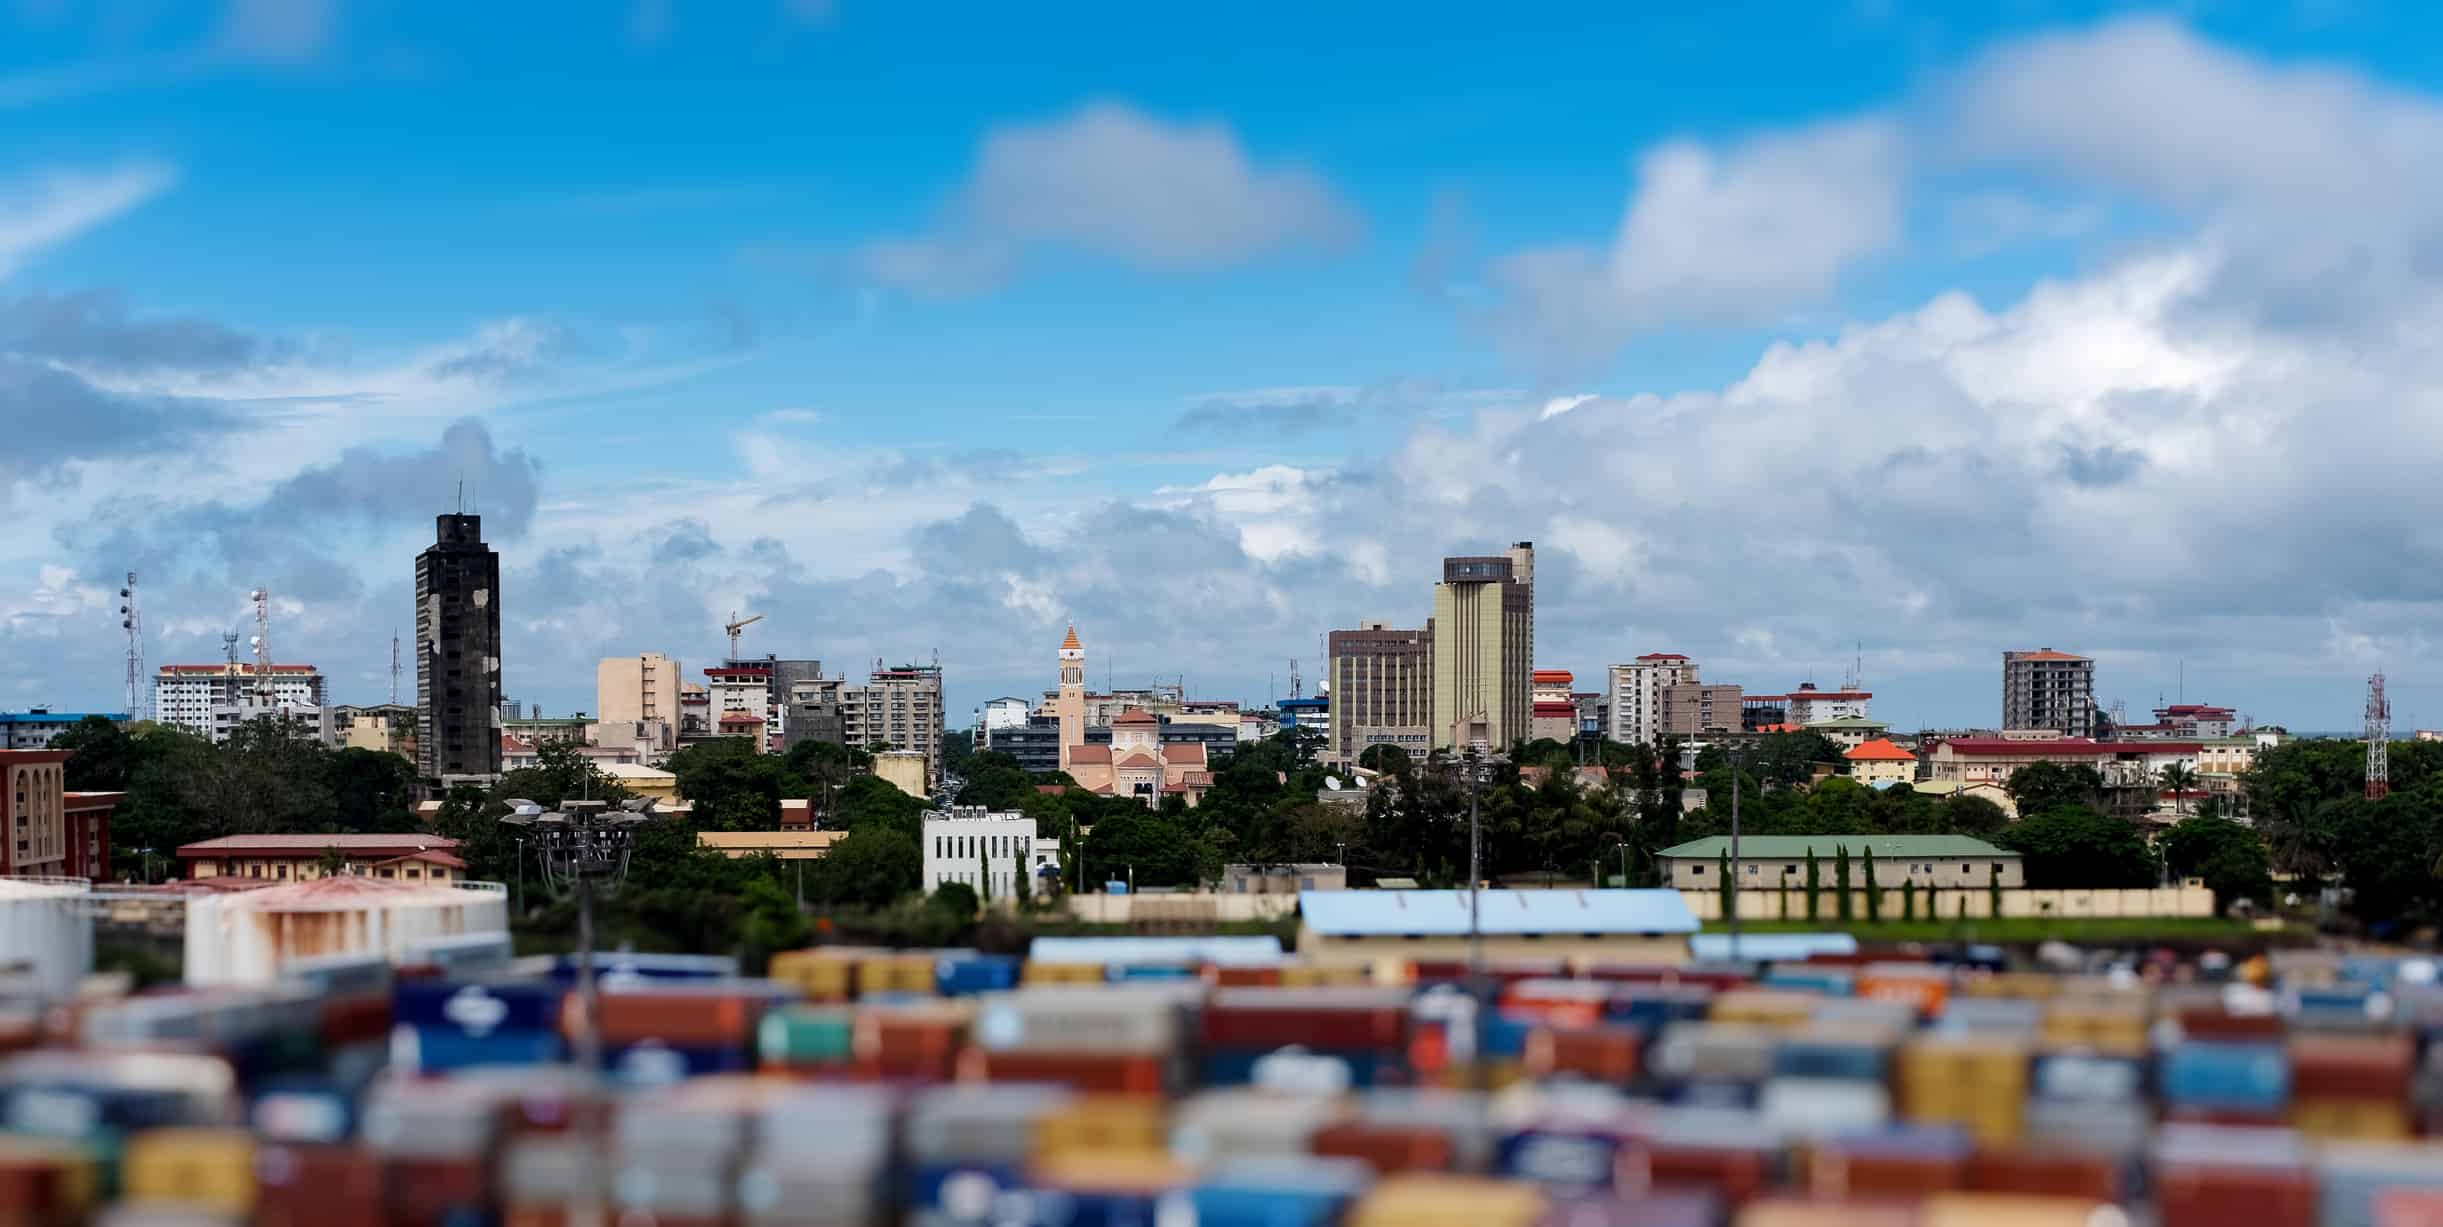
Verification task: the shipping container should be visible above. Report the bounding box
[1964,1146,2122,1202]
[1189,1155,1374,1227]
[1524,1026,1641,1086]
[1031,1096,1169,1162]
[1731,1194,1916,1227]
[1203,988,1412,1052]
[250,1143,381,1227]
[120,1127,254,1215]
[2318,1141,2443,1227]
[1311,1121,1457,1174]
[1535,1190,1719,1227]
[1806,1127,1970,1200]
[1172,1089,1349,1162]
[758,1005,856,1069]
[967,1050,1171,1096]
[393,979,566,1036]
[2159,1042,2289,1114]
[1345,1173,1548,1227]
[1918,1192,2118,1227]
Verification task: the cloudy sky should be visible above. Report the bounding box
[5,1,2440,732]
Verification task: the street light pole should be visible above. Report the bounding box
[1729,744,1744,960]
[513,837,525,913]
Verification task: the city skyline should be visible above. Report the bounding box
[6,4,2442,731]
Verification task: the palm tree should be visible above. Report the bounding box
[2159,763,2201,817]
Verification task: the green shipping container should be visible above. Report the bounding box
[758,1007,857,1068]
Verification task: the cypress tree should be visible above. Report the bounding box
[1834,845,1854,922]
[1718,849,1735,924]
[1863,845,1883,923]
[1989,861,2004,919]
[1804,848,1821,922]
[1902,877,1917,922]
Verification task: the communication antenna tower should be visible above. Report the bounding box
[249,588,273,705]
[2367,672,2392,801]
[390,629,402,705]
[117,572,143,720]
[1288,658,1302,700]
[221,631,240,670]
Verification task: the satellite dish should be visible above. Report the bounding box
[1324,776,1343,791]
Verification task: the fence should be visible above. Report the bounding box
[1680,885,2215,923]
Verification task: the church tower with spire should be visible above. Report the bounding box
[1056,624,1086,768]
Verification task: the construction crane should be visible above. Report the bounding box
[725,611,765,660]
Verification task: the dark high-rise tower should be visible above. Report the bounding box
[416,514,503,780]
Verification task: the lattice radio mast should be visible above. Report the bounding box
[390,629,402,705]
[2367,672,2392,801]
[117,572,143,720]
[249,588,274,705]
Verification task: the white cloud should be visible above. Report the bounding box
[862,102,1358,296]
[0,162,175,279]
[1495,117,1903,369]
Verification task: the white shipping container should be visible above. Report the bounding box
[0,878,93,999]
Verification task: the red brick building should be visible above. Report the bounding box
[0,748,118,881]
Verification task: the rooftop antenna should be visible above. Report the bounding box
[390,629,402,705]
[222,630,241,670]
[1289,658,1303,700]
[117,572,143,720]
[249,588,273,705]
[456,478,464,516]
[2367,672,2392,801]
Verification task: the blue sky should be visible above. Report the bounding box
[7,1,2443,732]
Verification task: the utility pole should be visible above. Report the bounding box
[1464,742,1487,1095]
[1729,745,1744,960]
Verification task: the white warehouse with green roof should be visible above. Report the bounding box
[1656,835,2022,891]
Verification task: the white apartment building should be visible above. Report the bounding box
[154,664,327,744]
[1783,682,1871,724]
[1607,654,1696,746]
[922,807,1060,899]
[704,663,779,748]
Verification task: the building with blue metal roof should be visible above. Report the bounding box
[1295,888,1697,967]
[0,711,129,750]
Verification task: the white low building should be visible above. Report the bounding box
[922,807,1060,899]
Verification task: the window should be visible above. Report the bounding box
[1692,864,1706,876]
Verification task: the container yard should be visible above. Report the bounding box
[8,911,2443,1224]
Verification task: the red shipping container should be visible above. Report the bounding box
[1202,1005,1407,1053]
[1412,960,1567,987]
[256,1143,385,1227]
[2379,1189,2443,1227]
[384,1155,491,1227]
[966,1049,1168,1096]
[0,1156,65,1226]
[1629,1145,1772,1207]
[2163,1106,2287,1129]
[318,993,391,1047]
[580,991,765,1048]
[1965,1149,2122,1203]
[1209,966,1283,988]
[2156,1163,2318,1227]
[2177,1008,2285,1041]
[2290,1034,2414,1101]
[1311,1121,1456,1174]
[1525,1026,1641,1086]
[1810,1147,1966,1200]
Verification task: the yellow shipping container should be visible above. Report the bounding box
[855,953,939,997]
[2291,1098,2414,1141]
[767,949,857,1001]
[1031,1149,1190,1193]
[1736,1197,1917,1227]
[1919,1192,2114,1227]
[1709,990,1821,1029]
[1348,1175,1546,1227]
[1956,973,2061,1001]
[123,1127,255,1214]
[1281,963,1372,988]
[1033,1097,1170,1161]
[1023,962,1106,986]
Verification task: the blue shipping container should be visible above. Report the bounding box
[1762,969,1853,997]
[2158,1042,2288,1113]
[909,1162,1026,1215]
[1499,1125,1634,1191]
[392,980,567,1036]
[1190,1158,1371,1227]
[1771,1040,1890,1083]
[391,1024,563,1074]
[936,955,1021,996]
[607,1041,753,1086]
[1198,1047,1398,1089]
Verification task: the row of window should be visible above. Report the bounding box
[935,832,1029,858]
[1691,860,2009,877]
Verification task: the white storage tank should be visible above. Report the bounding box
[0,877,94,999]
[183,877,509,987]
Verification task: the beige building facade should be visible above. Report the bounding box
[1660,682,1743,737]
[1326,621,1432,765]
[1430,544,1534,752]
[1659,835,2023,891]
[596,653,681,727]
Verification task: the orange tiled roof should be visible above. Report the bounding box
[1062,625,1082,651]
[1113,708,1159,726]
[1164,743,1207,765]
[1114,753,1161,770]
[1067,745,1113,765]
[1845,737,1917,762]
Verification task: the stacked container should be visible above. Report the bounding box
[1896,1035,2029,1145]
[968,986,1200,1095]
[2289,1033,2415,1140]
[584,979,798,1084]
[390,978,565,1073]
[1201,988,1410,1088]
[906,1084,1076,1224]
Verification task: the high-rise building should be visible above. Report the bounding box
[844,662,945,789]
[1430,542,1534,752]
[154,664,326,743]
[2003,649,2096,738]
[1607,654,1696,746]
[596,653,680,726]
[1659,682,1743,737]
[416,513,503,780]
[1326,621,1433,765]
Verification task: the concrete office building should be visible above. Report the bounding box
[335,704,417,759]
[595,653,681,728]
[922,807,1060,899]
[155,664,327,744]
[415,514,503,781]
[2003,649,2096,738]
[1430,543,1534,752]
[1659,682,1743,737]
[1608,654,1697,746]
[844,663,945,789]
[1325,621,1433,765]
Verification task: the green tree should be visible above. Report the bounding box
[317,845,348,877]
[1834,844,1854,921]
[1862,844,1883,922]
[1993,808,2155,887]
[739,876,810,973]
[2160,814,2274,913]
[1804,848,1821,922]
[328,747,419,832]
[2005,761,2105,816]
[929,881,978,921]
[52,715,139,790]
[1012,850,1033,910]
[1943,794,2011,837]
[811,827,924,909]
[1358,744,1414,776]
[940,729,975,779]
[1901,877,1917,922]
[1989,861,2004,917]
[978,840,993,905]
[2157,763,2201,817]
